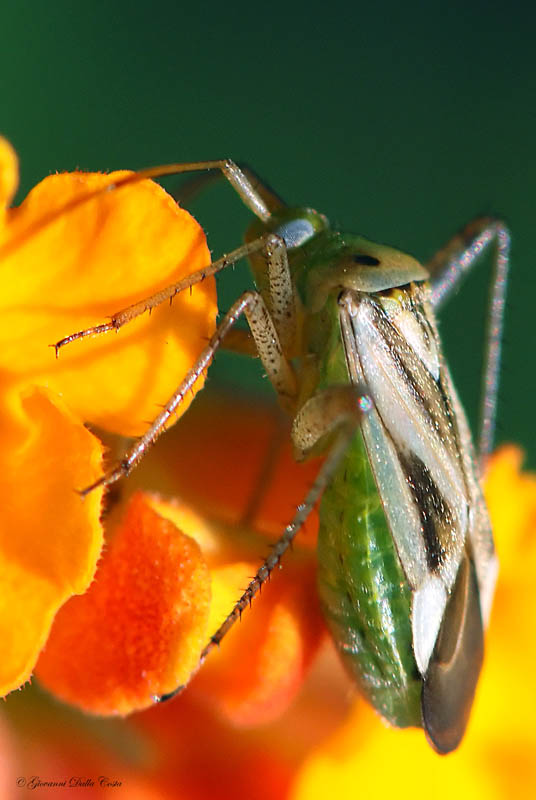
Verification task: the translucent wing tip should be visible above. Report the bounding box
[421,551,484,754]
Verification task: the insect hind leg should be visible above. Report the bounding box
[427,217,511,464]
[156,385,372,703]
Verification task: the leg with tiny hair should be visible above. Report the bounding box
[1,160,276,266]
[426,217,510,463]
[109,159,276,221]
[80,288,297,496]
[170,162,286,217]
[54,232,299,362]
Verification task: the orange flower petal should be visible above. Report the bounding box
[0,169,216,435]
[143,492,324,724]
[0,385,104,696]
[134,391,321,545]
[35,492,211,714]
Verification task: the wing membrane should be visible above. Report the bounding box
[338,286,496,673]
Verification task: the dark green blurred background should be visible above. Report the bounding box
[2,0,535,466]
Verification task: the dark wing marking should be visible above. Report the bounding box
[398,451,454,572]
[339,289,469,593]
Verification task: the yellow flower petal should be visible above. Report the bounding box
[484,445,536,575]
[292,702,498,800]
[0,385,104,695]
[0,170,216,435]
[0,136,18,212]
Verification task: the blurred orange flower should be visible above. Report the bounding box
[0,137,216,698]
[35,392,326,720]
[3,394,536,797]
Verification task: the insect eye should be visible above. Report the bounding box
[274,218,316,248]
[352,254,381,266]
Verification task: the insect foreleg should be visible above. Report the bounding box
[111,159,274,221]
[426,217,511,462]
[171,163,286,218]
[53,230,297,359]
[52,238,266,353]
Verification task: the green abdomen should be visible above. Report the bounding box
[304,294,422,727]
[317,424,422,728]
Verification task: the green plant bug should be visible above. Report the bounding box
[55,160,510,754]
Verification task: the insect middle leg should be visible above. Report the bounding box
[80,284,297,496]
[426,217,511,462]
